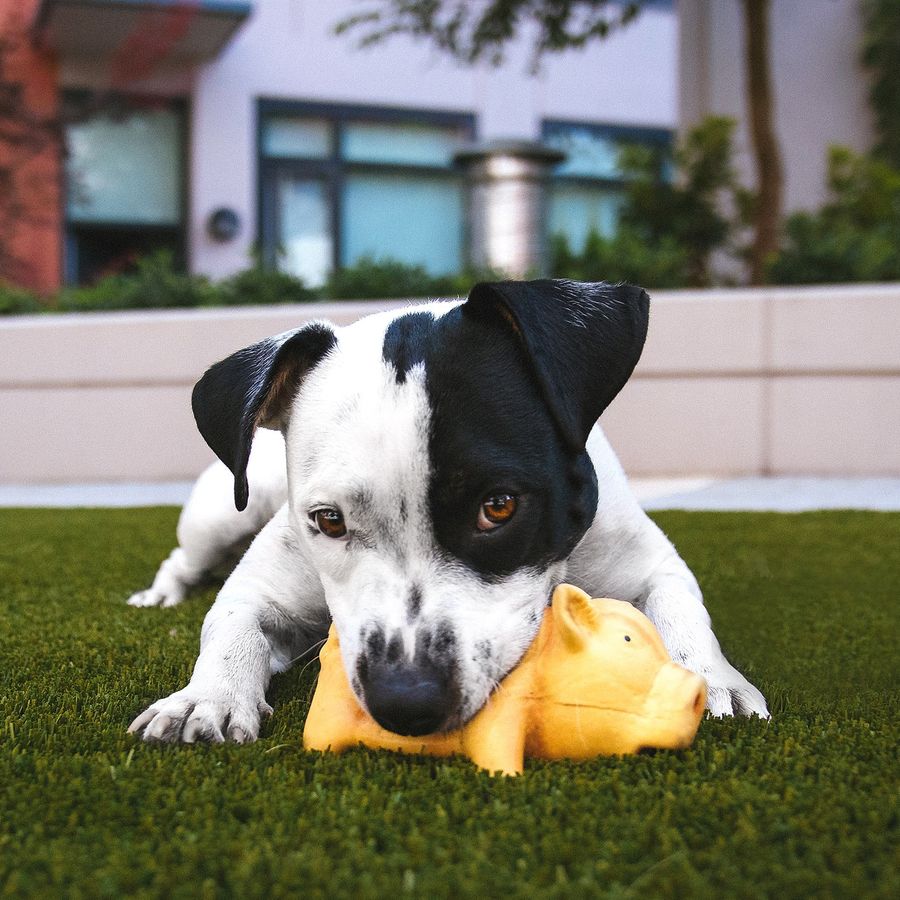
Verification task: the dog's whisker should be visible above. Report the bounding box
[288,637,327,669]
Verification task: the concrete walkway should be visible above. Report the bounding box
[633,477,900,511]
[2,477,899,511]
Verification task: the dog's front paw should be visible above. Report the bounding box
[700,660,769,719]
[126,585,186,608]
[641,587,769,719]
[128,685,273,743]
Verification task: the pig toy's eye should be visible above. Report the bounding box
[624,635,632,642]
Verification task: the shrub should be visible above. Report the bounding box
[57,252,217,312]
[323,255,464,300]
[0,281,44,315]
[862,0,900,169]
[768,146,900,284]
[0,253,496,316]
[324,256,514,300]
[550,228,691,289]
[218,265,317,306]
[550,116,746,288]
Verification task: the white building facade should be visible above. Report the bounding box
[41,0,677,286]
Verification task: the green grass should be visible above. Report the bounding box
[1,508,898,898]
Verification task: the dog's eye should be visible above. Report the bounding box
[311,508,347,539]
[477,494,518,531]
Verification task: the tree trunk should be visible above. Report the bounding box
[743,0,783,284]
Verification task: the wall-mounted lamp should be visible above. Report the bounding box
[207,207,241,242]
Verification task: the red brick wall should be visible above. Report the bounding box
[0,0,62,294]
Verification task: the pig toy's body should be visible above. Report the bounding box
[303,584,707,775]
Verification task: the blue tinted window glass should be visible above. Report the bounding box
[545,127,621,179]
[544,123,673,180]
[342,122,466,167]
[549,185,624,250]
[66,108,182,224]
[263,117,331,158]
[277,176,332,287]
[342,174,463,275]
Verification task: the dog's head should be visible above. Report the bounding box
[192,280,649,735]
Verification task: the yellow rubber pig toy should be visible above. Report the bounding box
[303,583,707,775]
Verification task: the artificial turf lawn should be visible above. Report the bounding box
[1,508,897,899]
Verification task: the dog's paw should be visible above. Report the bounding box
[128,686,274,743]
[126,586,186,608]
[701,662,769,719]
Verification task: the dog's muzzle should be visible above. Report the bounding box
[363,662,454,736]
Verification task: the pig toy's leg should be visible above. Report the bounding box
[462,699,527,776]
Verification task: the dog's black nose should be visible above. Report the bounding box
[364,666,450,736]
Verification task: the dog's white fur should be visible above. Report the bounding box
[128,301,768,744]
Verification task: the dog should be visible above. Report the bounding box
[127,279,768,744]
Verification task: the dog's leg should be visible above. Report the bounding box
[573,526,769,717]
[636,557,769,718]
[127,430,288,608]
[128,505,328,743]
[569,427,769,718]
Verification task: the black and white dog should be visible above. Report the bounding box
[128,279,768,744]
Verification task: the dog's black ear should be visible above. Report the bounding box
[464,279,649,451]
[191,323,337,511]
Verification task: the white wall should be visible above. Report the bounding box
[189,0,677,279]
[4,284,899,484]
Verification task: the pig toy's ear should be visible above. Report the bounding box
[551,584,600,651]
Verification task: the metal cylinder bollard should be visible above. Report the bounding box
[454,141,566,278]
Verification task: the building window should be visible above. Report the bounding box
[64,97,186,284]
[542,121,672,252]
[258,101,475,287]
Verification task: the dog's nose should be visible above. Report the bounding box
[364,665,450,736]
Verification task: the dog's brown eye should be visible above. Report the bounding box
[312,508,347,539]
[477,494,518,531]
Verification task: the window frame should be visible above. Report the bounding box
[257,99,476,278]
[62,92,189,285]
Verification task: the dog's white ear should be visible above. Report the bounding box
[191,323,336,510]
[464,280,649,451]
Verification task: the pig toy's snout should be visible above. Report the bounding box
[640,663,707,750]
[691,683,706,718]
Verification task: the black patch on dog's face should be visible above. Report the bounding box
[382,308,598,580]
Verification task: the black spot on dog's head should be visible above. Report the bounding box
[382,312,433,384]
